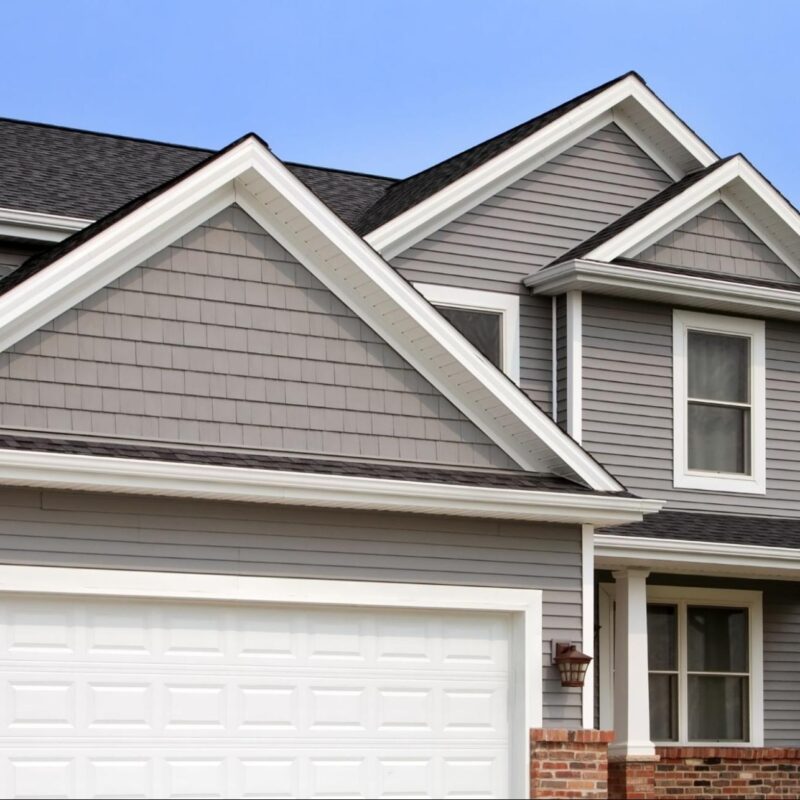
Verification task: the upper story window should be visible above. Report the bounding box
[414,283,520,383]
[673,310,765,494]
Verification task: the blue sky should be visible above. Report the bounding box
[3,0,799,202]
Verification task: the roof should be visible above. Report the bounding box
[0,116,395,228]
[0,433,614,494]
[354,71,641,236]
[547,157,731,267]
[602,510,800,550]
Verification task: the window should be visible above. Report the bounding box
[598,584,764,747]
[673,310,765,493]
[414,283,520,382]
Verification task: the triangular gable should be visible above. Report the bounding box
[0,135,621,490]
[545,155,800,279]
[1,204,520,470]
[636,201,798,283]
[363,73,717,259]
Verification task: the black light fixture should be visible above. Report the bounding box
[552,642,592,688]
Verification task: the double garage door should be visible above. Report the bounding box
[0,591,517,798]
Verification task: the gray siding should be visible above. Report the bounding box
[582,293,800,516]
[637,201,798,283]
[556,295,567,430]
[391,123,672,411]
[646,573,800,747]
[0,487,584,728]
[0,205,516,470]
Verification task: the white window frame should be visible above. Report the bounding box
[0,564,542,798]
[673,309,766,494]
[598,583,764,747]
[414,283,520,383]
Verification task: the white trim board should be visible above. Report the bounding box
[0,563,543,799]
[364,74,716,260]
[0,446,662,524]
[413,283,520,383]
[581,524,595,729]
[0,207,91,242]
[0,135,623,491]
[527,259,800,322]
[566,291,582,443]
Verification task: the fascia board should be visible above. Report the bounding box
[0,447,662,525]
[0,208,91,242]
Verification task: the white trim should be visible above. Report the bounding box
[611,110,684,181]
[598,584,614,730]
[0,563,543,798]
[0,446,663,525]
[0,207,91,242]
[599,582,764,748]
[364,75,715,260]
[413,283,520,383]
[528,259,800,322]
[672,310,766,494]
[0,135,623,491]
[566,290,582,443]
[551,296,558,422]
[595,533,800,579]
[581,524,595,728]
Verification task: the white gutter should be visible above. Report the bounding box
[526,258,800,321]
[0,448,663,525]
[596,533,800,579]
[0,207,91,243]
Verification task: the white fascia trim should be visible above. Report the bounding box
[596,534,800,579]
[0,207,92,242]
[0,447,662,525]
[413,283,520,383]
[365,76,716,260]
[566,290,582,443]
[0,136,622,491]
[527,259,800,321]
[673,310,766,494]
[581,524,595,729]
[0,562,544,797]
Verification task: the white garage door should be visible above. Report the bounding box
[0,594,515,798]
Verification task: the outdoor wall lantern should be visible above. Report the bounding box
[552,641,592,688]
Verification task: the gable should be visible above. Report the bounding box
[0,205,518,470]
[634,201,798,283]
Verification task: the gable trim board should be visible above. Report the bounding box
[527,258,800,321]
[0,207,91,242]
[557,156,800,276]
[364,74,717,260]
[0,136,622,491]
[0,446,662,525]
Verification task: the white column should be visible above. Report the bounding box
[566,290,582,443]
[610,568,654,757]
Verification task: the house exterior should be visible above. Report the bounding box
[0,72,797,799]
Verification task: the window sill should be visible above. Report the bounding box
[673,469,766,495]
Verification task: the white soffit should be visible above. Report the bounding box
[364,75,717,259]
[0,137,622,491]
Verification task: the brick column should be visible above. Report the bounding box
[608,755,659,799]
[530,728,613,799]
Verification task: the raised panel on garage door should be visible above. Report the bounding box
[0,594,515,798]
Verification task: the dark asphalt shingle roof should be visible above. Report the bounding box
[546,158,732,267]
[603,510,800,550]
[0,117,396,229]
[355,71,642,235]
[0,433,613,494]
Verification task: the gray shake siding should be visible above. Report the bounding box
[582,292,800,516]
[391,124,671,412]
[636,201,798,283]
[0,487,584,728]
[0,205,516,469]
[645,574,800,747]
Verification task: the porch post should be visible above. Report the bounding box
[610,568,654,757]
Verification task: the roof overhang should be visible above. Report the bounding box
[0,447,662,525]
[0,207,90,243]
[596,533,800,580]
[365,74,717,260]
[526,258,800,321]
[568,155,800,276]
[0,136,622,491]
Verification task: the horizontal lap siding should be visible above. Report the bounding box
[0,488,584,728]
[648,574,800,746]
[583,293,800,516]
[391,124,672,412]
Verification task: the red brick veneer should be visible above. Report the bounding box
[530,728,614,798]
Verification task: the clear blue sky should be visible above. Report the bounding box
[3,0,799,202]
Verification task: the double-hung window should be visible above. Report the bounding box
[673,310,765,493]
[414,284,520,383]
